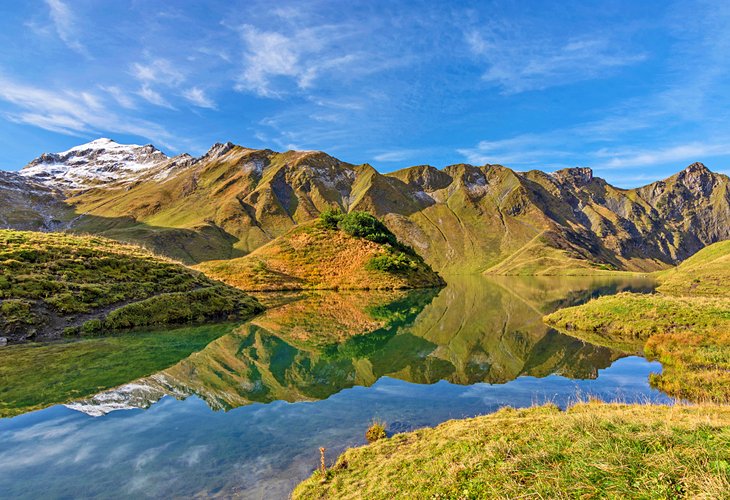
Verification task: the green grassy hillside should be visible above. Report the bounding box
[655,239,730,296]
[294,402,730,499]
[196,211,444,291]
[0,230,263,342]
[545,239,730,402]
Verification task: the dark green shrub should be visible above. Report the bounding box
[338,211,397,246]
[366,252,418,273]
[319,208,345,229]
[81,319,103,335]
[0,299,33,324]
[62,326,80,336]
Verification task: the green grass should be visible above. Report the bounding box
[294,402,730,499]
[656,239,730,296]
[544,239,730,402]
[0,230,263,341]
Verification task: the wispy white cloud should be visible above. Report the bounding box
[466,29,645,94]
[182,87,215,109]
[138,84,174,109]
[593,142,730,169]
[130,59,187,110]
[45,0,89,57]
[236,25,301,97]
[100,86,137,109]
[131,59,185,86]
[457,133,575,167]
[234,18,393,98]
[373,149,424,162]
[0,74,176,148]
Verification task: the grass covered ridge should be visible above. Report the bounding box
[545,239,730,402]
[196,211,444,291]
[294,401,730,499]
[0,230,263,342]
[655,239,730,296]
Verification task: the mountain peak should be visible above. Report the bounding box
[203,142,237,159]
[552,167,594,186]
[676,162,716,196]
[683,162,710,174]
[20,138,169,190]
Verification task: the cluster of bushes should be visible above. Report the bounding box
[70,285,264,335]
[0,299,34,326]
[366,252,418,272]
[319,209,398,247]
[319,209,426,276]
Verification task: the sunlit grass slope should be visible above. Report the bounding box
[196,211,444,291]
[0,230,263,341]
[294,402,730,499]
[655,239,730,296]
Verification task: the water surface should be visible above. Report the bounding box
[0,275,666,499]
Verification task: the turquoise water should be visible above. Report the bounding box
[0,276,668,499]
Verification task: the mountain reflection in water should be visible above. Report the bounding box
[66,275,655,415]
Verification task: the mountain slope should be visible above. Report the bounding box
[655,239,730,296]
[0,171,74,230]
[2,139,729,275]
[0,230,264,342]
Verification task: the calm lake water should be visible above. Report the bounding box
[0,276,670,499]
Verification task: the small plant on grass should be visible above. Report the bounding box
[365,420,387,443]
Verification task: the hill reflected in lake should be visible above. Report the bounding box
[67,275,655,415]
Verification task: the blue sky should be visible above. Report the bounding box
[0,0,729,186]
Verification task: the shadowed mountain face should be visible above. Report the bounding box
[2,141,729,273]
[62,275,655,415]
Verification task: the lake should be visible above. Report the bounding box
[0,275,670,499]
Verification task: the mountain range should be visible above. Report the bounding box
[2,138,729,274]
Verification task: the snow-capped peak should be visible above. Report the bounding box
[20,137,170,190]
[62,137,140,154]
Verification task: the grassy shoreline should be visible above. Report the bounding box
[545,240,730,403]
[294,401,730,499]
[0,230,264,342]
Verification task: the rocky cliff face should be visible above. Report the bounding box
[0,171,73,231]
[2,139,729,274]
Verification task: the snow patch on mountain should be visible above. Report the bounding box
[19,138,170,190]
